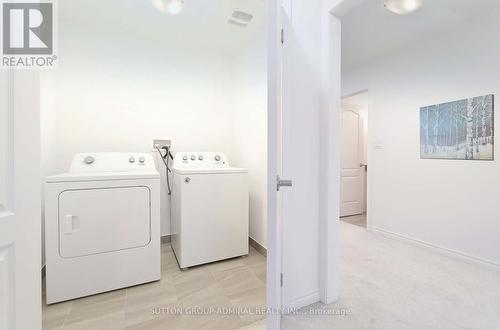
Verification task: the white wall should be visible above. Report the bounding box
[41,21,266,238]
[233,36,268,248]
[342,9,500,266]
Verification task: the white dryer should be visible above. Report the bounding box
[171,152,249,269]
[45,152,160,304]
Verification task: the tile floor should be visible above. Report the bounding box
[282,222,500,329]
[42,244,266,330]
[44,222,500,330]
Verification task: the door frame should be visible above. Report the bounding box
[318,0,369,304]
[1,70,42,329]
[0,70,16,330]
[267,1,368,327]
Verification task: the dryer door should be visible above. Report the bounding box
[58,186,151,258]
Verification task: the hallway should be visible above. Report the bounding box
[283,222,500,329]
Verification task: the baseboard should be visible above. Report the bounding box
[249,237,267,257]
[369,226,500,270]
[162,235,265,257]
[161,235,171,244]
[284,289,320,312]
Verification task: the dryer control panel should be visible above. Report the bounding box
[69,152,156,173]
[173,152,229,169]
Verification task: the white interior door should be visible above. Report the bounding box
[268,0,326,327]
[266,1,285,329]
[340,110,364,217]
[278,1,288,309]
[280,0,323,311]
[0,71,42,329]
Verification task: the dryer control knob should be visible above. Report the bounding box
[129,157,136,163]
[214,155,221,162]
[183,155,188,161]
[198,155,204,161]
[84,156,95,164]
[139,157,145,164]
[190,155,196,161]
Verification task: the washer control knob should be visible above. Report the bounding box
[182,155,188,161]
[190,155,196,161]
[198,155,204,161]
[214,155,221,162]
[129,156,136,163]
[84,156,95,164]
[138,157,145,164]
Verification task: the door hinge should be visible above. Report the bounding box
[277,175,293,191]
[280,273,283,287]
[281,29,284,45]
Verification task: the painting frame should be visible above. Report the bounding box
[420,95,495,161]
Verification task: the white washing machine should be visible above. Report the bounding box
[45,152,160,304]
[171,152,249,269]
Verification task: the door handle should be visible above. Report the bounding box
[360,163,367,171]
[63,215,80,235]
[277,175,293,191]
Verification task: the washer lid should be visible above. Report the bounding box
[173,167,248,175]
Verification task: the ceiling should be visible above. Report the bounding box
[59,0,266,55]
[341,0,500,72]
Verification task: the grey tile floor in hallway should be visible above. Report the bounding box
[283,222,500,330]
[42,244,266,330]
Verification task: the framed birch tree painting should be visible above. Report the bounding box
[420,95,494,160]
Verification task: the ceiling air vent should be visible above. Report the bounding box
[232,10,253,22]
[228,10,253,28]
